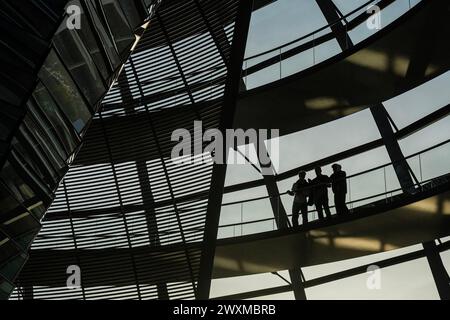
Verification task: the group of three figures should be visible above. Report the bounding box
[287,164,350,227]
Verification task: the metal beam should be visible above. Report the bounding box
[117,71,169,300]
[370,103,416,194]
[98,111,142,299]
[257,144,307,300]
[128,57,198,297]
[423,241,450,300]
[196,0,254,300]
[315,0,353,51]
[193,0,248,91]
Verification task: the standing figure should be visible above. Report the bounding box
[310,167,331,219]
[287,171,311,227]
[330,163,350,215]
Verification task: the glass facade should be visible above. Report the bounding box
[9,0,242,300]
[243,0,424,90]
[0,0,158,299]
[0,0,449,301]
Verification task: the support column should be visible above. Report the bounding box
[423,241,450,300]
[117,72,169,300]
[315,0,353,51]
[257,143,307,300]
[197,0,254,300]
[194,0,247,91]
[370,103,416,193]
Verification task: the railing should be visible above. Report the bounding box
[217,138,450,238]
[28,140,450,244]
[242,0,421,90]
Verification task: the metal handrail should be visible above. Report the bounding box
[222,138,450,207]
[218,174,447,230]
[244,0,378,62]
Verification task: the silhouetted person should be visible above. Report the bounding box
[287,171,311,227]
[330,163,349,215]
[310,167,331,219]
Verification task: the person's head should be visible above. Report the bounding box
[298,170,306,180]
[332,163,342,173]
[314,166,322,176]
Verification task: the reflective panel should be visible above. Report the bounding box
[84,0,122,70]
[32,83,80,154]
[53,18,106,105]
[39,50,92,134]
[101,0,136,55]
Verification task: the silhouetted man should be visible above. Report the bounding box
[287,171,310,227]
[310,167,331,219]
[330,163,349,215]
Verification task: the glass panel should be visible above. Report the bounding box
[220,186,269,237]
[333,0,372,16]
[385,71,450,129]
[268,109,381,173]
[101,0,135,55]
[246,0,327,58]
[280,36,315,78]
[118,0,145,30]
[1,212,40,243]
[313,32,341,65]
[0,254,27,282]
[26,98,68,161]
[225,145,262,186]
[244,0,423,90]
[27,200,46,221]
[39,49,92,134]
[210,270,293,299]
[9,150,52,205]
[15,126,59,188]
[0,234,20,267]
[0,181,22,214]
[384,164,401,195]
[245,61,280,90]
[420,142,450,182]
[84,0,121,70]
[219,197,276,238]
[11,137,53,190]
[241,197,273,235]
[14,231,37,251]
[75,0,110,80]
[400,114,450,155]
[1,161,37,204]
[32,84,79,154]
[350,166,385,199]
[222,186,268,204]
[377,0,412,29]
[23,115,66,174]
[53,17,106,105]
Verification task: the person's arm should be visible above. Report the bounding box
[287,183,296,196]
